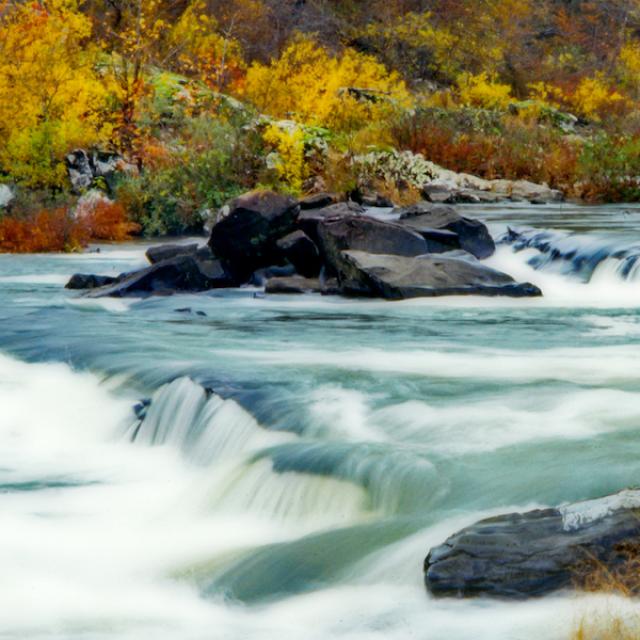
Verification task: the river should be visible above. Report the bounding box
[1,202,640,639]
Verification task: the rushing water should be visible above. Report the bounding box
[3,202,640,639]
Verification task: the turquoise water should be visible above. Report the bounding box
[2,203,640,638]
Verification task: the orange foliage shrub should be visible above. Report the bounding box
[0,202,140,253]
[77,200,141,241]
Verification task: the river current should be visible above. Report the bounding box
[2,203,640,639]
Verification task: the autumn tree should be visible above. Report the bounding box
[0,0,111,188]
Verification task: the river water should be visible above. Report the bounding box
[2,203,640,639]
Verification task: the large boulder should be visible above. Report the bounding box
[85,254,235,298]
[276,230,322,278]
[208,191,300,281]
[298,193,338,210]
[398,203,496,259]
[337,250,542,299]
[425,490,640,600]
[297,201,365,243]
[316,215,429,277]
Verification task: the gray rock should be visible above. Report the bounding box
[299,193,337,210]
[276,230,321,278]
[316,215,429,278]
[297,201,365,243]
[398,203,495,259]
[86,255,236,298]
[265,276,323,294]
[146,243,199,264]
[337,250,542,299]
[208,190,300,281]
[0,184,14,209]
[251,264,297,286]
[425,489,640,599]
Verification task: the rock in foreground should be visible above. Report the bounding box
[425,489,640,599]
[338,251,541,299]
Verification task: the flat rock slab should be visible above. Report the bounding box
[339,250,541,299]
[425,489,640,599]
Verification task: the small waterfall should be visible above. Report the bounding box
[131,377,290,464]
[500,227,640,283]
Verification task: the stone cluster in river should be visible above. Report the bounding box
[66,189,542,299]
[424,489,640,599]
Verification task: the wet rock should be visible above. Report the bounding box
[265,276,323,294]
[425,489,640,599]
[208,190,300,281]
[276,231,322,278]
[250,264,297,286]
[65,273,119,290]
[146,243,199,264]
[337,250,542,299]
[299,193,338,210]
[316,215,429,277]
[86,255,236,298]
[297,201,365,244]
[397,203,495,259]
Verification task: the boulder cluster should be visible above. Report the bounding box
[67,190,542,300]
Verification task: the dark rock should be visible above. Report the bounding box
[146,243,199,264]
[398,203,495,259]
[208,190,300,281]
[337,250,542,299]
[276,231,322,278]
[361,193,394,208]
[297,201,365,243]
[251,264,297,286]
[65,273,118,290]
[86,255,236,298]
[265,276,323,294]
[316,215,429,277]
[299,193,337,210]
[425,489,640,599]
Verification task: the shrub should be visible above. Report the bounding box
[76,200,141,241]
[0,208,83,252]
[457,72,513,110]
[244,34,412,132]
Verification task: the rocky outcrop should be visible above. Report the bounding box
[397,203,496,259]
[208,190,300,281]
[316,215,429,277]
[84,254,235,298]
[67,190,544,300]
[337,251,541,299]
[425,489,640,599]
[66,149,134,193]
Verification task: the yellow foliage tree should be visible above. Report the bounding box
[244,35,412,132]
[262,123,307,194]
[0,0,112,188]
[571,76,627,121]
[457,72,513,109]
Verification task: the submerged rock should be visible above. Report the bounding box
[65,273,119,290]
[208,190,300,281]
[337,250,541,299]
[425,489,640,599]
